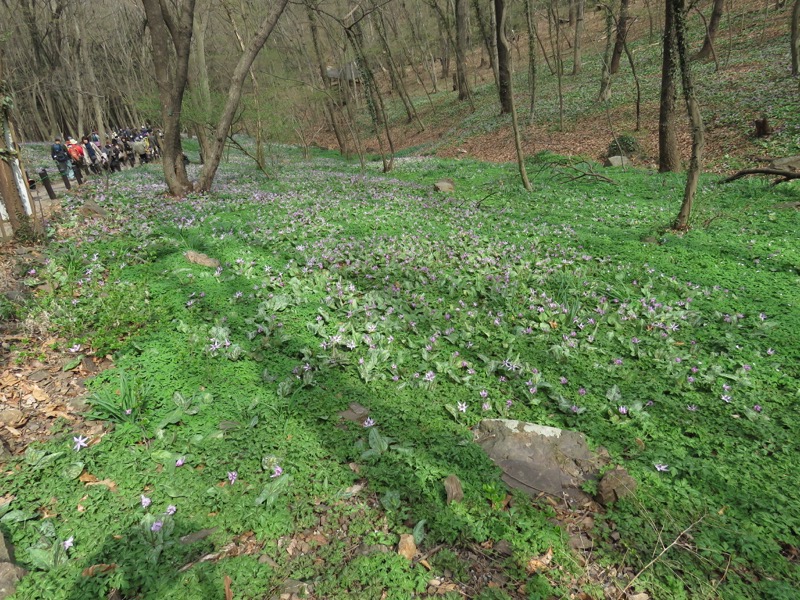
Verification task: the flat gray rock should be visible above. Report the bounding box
[338,402,369,423]
[0,532,15,563]
[0,561,26,599]
[770,155,800,171]
[433,179,455,193]
[474,419,610,505]
[604,155,631,168]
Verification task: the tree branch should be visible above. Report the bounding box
[721,168,800,185]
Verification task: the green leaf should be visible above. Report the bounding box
[1,510,36,524]
[27,547,55,571]
[412,520,427,545]
[150,450,175,464]
[61,462,84,480]
[606,385,622,403]
[62,355,84,371]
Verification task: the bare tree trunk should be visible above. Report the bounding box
[525,0,538,121]
[693,0,724,60]
[191,2,213,166]
[496,0,530,189]
[552,0,564,129]
[609,0,631,75]
[455,0,471,101]
[598,7,614,101]
[196,0,289,191]
[495,0,513,114]
[572,0,585,74]
[307,2,348,156]
[472,0,499,86]
[792,0,800,75]
[659,0,681,172]
[672,0,705,231]
[345,18,395,173]
[140,0,196,196]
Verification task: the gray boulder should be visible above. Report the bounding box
[0,532,25,600]
[474,419,610,505]
[596,467,638,506]
[604,155,631,168]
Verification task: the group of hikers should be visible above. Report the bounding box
[50,127,162,181]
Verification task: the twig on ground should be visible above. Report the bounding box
[556,162,617,185]
[617,514,706,600]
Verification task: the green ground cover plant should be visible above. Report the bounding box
[2,146,799,599]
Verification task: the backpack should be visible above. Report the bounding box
[52,143,69,162]
[67,144,84,162]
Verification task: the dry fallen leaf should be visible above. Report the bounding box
[85,478,119,493]
[443,474,463,504]
[526,547,553,573]
[397,534,416,561]
[224,575,233,600]
[82,563,118,577]
[79,472,98,483]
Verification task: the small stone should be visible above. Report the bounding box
[493,540,514,557]
[79,200,108,218]
[0,439,12,464]
[596,467,637,506]
[629,593,650,600]
[67,396,89,413]
[338,403,369,423]
[0,410,25,427]
[433,179,455,193]
[397,534,416,561]
[569,533,593,551]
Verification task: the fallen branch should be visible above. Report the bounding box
[617,514,705,599]
[721,168,800,185]
[554,161,617,185]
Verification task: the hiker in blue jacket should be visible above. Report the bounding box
[51,137,74,180]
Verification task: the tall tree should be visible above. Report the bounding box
[693,0,725,61]
[495,0,513,114]
[525,0,538,121]
[672,0,705,231]
[495,0,530,189]
[141,0,289,195]
[792,0,800,75]
[140,0,196,195]
[572,0,585,74]
[609,0,631,75]
[472,0,499,86]
[597,5,614,101]
[455,0,471,101]
[659,0,680,172]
